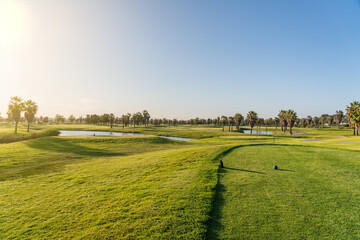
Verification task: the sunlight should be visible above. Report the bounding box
[0,0,27,48]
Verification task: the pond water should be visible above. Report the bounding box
[58,130,195,141]
[243,130,273,135]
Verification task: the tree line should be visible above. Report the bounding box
[4,96,360,136]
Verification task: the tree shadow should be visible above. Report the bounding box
[224,167,266,174]
[25,137,126,157]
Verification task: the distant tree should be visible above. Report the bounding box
[68,114,76,124]
[313,116,320,128]
[121,114,126,128]
[246,111,258,133]
[142,110,150,126]
[55,114,65,124]
[306,116,312,128]
[109,113,115,128]
[227,116,232,131]
[274,117,280,130]
[126,113,131,127]
[43,116,49,124]
[285,109,297,135]
[234,113,244,131]
[76,116,83,124]
[300,118,306,128]
[327,115,334,127]
[7,96,25,134]
[335,110,344,128]
[320,114,328,127]
[221,116,227,132]
[264,118,270,130]
[100,114,110,125]
[24,100,38,132]
[257,118,264,129]
[278,110,287,132]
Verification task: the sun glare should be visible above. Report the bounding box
[0,0,26,48]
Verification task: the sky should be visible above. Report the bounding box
[1,0,360,119]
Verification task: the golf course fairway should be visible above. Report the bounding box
[208,145,360,239]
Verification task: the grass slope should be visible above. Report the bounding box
[0,136,236,239]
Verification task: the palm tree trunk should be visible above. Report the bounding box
[290,127,292,135]
[250,126,253,134]
[222,124,224,132]
[27,122,30,132]
[228,125,230,132]
[15,122,18,134]
[353,125,356,136]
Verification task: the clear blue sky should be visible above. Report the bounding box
[1,0,360,119]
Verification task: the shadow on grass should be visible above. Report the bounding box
[26,137,126,157]
[0,137,128,182]
[206,168,226,240]
[277,169,295,172]
[224,167,266,174]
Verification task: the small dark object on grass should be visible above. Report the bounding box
[220,159,224,168]
[273,165,278,170]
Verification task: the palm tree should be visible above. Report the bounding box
[278,110,289,132]
[300,118,306,128]
[313,116,320,128]
[246,111,258,133]
[274,117,280,130]
[285,109,297,135]
[320,114,327,128]
[228,116,234,132]
[23,100,38,132]
[7,96,25,134]
[234,113,243,131]
[142,110,150,126]
[108,113,115,128]
[346,101,360,136]
[306,116,312,128]
[327,115,334,127]
[221,116,227,132]
[335,110,344,128]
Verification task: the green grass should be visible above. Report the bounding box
[208,145,360,239]
[1,123,360,239]
[0,135,239,239]
[0,123,59,143]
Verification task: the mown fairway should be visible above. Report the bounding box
[208,145,360,239]
[1,124,360,239]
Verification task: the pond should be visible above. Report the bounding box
[243,130,273,135]
[58,130,195,141]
